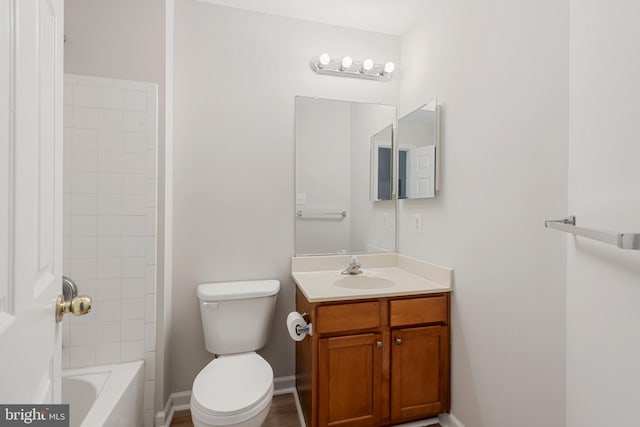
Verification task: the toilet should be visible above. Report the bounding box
[191,280,280,427]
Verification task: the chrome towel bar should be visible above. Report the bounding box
[545,215,640,250]
[296,210,347,220]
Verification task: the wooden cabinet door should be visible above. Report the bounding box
[318,333,383,427]
[391,325,449,420]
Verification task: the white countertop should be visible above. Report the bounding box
[292,266,452,303]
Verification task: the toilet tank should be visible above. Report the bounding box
[197,280,280,355]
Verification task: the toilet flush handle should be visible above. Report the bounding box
[202,301,219,309]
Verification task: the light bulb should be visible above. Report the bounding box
[319,53,330,66]
[384,61,396,73]
[362,59,374,71]
[341,56,353,69]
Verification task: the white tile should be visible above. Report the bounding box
[64,105,73,127]
[121,340,144,362]
[71,216,96,237]
[143,380,155,410]
[73,129,98,150]
[64,74,78,84]
[62,324,71,347]
[123,216,146,237]
[123,90,146,112]
[71,150,98,173]
[96,342,122,365]
[122,298,144,320]
[98,194,122,215]
[99,109,123,130]
[97,236,122,258]
[70,323,96,347]
[63,130,73,156]
[95,299,121,322]
[122,257,145,278]
[69,259,97,280]
[71,172,98,194]
[144,323,156,352]
[72,194,97,215]
[64,215,72,237]
[123,195,145,215]
[96,279,121,301]
[98,173,123,195]
[123,132,146,153]
[73,107,98,129]
[123,152,146,174]
[122,174,145,195]
[145,237,156,265]
[145,209,156,236]
[121,319,145,341]
[98,151,123,173]
[122,277,145,299]
[61,347,70,369]
[70,237,97,259]
[146,151,156,178]
[64,83,73,106]
[73,85,99,107]
[96,321,121,343]
[145,294,156,323]
[77,75,114,87]
[144,352,155,380]
[97,216,122,236]
[114,79,147,91]
[123,112,146,133]
[123,236,145,257]
[97,258,121,279]
[98,130,123,152]
[145,266,156,295]
[146,180,157,207]
[98,87,123,110]
[63,236,71,260]
[70,345,95,368]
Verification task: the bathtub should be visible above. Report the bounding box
[62,361,144,427]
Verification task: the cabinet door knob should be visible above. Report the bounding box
[376,340,383,348]
[394,337,403,345]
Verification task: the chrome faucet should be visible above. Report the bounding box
[341,255,363,275]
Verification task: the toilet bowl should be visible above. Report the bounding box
[191,280,280,427]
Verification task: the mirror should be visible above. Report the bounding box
[295,96,396,255]
[397,99,439,199]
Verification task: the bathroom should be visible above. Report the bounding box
[1,0,639,427]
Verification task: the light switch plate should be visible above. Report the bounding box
[412,213,423,233]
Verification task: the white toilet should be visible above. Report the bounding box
[191,280,280,427]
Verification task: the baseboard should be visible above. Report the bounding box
[156,376,300,427]
[439,413,465,427]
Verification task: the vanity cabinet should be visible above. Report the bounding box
[296,291,450,427]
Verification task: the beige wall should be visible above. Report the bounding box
[64,0,170,410]
[171,0,400,393]
[398,1,569,426]
[567,0,640,425]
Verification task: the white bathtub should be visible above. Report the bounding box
[62,361,144,427]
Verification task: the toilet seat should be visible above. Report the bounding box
[191,353,274,426]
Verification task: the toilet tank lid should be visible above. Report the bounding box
[197,280,280,301]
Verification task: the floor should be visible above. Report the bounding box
[171,393,441,427]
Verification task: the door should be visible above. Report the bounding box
[318,333,383,427]
[0,0,64,403]
[391,325,449,420]
[408,145,435,198]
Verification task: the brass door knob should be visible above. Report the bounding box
[56,294,92,322]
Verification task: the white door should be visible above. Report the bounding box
[0,0,64,403]
[409,145,436,198]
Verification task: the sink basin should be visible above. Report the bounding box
[333,275,396,290]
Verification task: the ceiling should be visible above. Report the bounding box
[193,0,429,36]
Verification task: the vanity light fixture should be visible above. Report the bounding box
[310,53,395,81]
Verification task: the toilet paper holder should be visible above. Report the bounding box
[296,313,313,337]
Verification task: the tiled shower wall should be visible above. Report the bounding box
[62,74,157,426]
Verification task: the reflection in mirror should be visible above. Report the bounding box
[295,96,396,255]
[370,124,393,202]
[397,99,439,199]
